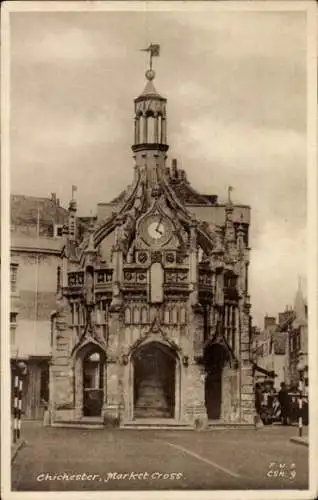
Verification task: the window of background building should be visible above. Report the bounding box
[10,312,17,345]
[10,263,18,293]
[54,224,63,238]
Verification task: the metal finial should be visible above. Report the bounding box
[140,43,160,76]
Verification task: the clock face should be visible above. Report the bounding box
[140,214,172,247]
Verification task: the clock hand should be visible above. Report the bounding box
[155,218,163,235]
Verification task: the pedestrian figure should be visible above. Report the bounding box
[278,382,290,425]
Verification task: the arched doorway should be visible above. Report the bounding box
[74,343,106,418]
[132,342,178,419]
[204,343,230,420]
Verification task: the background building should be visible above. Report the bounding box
[252,315,289,390]
[283,282,308,389]
[251,281,308,391]
[10,193,93,419]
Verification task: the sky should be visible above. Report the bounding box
[9,6,307,328]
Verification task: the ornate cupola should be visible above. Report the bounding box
[132,44,168,186]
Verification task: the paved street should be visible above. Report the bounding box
[12,421,308,491]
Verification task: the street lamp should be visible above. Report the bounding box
[13,361,27,443]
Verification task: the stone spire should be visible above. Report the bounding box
[237,214,245,256]
[294,276,307,326]
[83,217,97,266]
[68,185,77,242]
[224,187,237,264]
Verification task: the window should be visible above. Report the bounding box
[10,312,17,324]
[54,224,63,238]
[10,264,18,293]
[10,312,17,345]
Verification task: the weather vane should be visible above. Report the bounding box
[140,43,160,79]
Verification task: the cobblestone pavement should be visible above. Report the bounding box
[11,421,309,491]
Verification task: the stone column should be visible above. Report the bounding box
[134,118,139,144]
[61,256,68,288]
[104,361,120,423]
[184,360,208,428]
[154,113,159,143]
[161,117,166,143]
[222,365,240,424]
[143,114,148,143]
[239,301,255,425]
[104,312,121,424]
[74,357,83,419]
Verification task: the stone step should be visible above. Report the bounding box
[208,421,255,430]
[51,419,104,430]
[121,421,192,430]
[134,407,172,418]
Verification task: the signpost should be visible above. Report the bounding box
[13,361,27,443]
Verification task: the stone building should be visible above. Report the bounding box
[10,193,92,419]
[50,65,254,429]
[252,315,289,390]
[10,193,68,419]
[251,281,308,392]
[283,282,308,388]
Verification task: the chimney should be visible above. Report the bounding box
[51,193,57,204]
[264,316,276,330]
[180,169,186,181]
[171,159,177,179]
[56,198,60,207]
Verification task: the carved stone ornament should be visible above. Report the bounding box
[121,354,129,365]
[150,314,161,334]
[151,251,162,263]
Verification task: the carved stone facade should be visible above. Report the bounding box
[50,67,255,428]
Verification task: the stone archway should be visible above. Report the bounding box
[74,342,106,418]
[204,343,230,420]
[131,341,179,419]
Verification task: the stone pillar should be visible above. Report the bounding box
[154,113,159,143]
[222,365,240,424]
[50,363,75,422]
[61,257,68,288]
[121,360,132,422]
[110,248,123,311]
[143,114,148,143]
[240,366,255,424]
[161,117,166,143]
[239,301,255,425]
[74,356,83,419]
[104,361,120,422]
[184,360,208,428]
[104,312,121,424]
[189,225,198,307]
[134,118,139,144]
[51,295,76,423]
